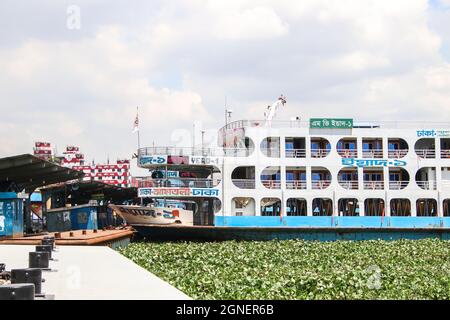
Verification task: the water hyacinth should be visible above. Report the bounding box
[118,239,450,300]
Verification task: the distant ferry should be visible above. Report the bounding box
[133,96,450,233]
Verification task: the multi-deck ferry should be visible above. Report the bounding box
[127,97,450,240]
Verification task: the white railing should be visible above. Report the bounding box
[363,181,385,190]
[285,149,306,158]
[286,180,307,190]
[219,120,304,132]
[416,181,437,190]
[311,149,330,158]
[261,148,281,158]
[223,148,253,157]
[138,146,250,157]
[337,149,358,158]
[136,178,221,188]
[389,181,409,190]
[232,179,256,189]
[362,149,383,158]
[312,180,331,190]
[338,180,359,190]
[388,149,408,158]
[219,119,450,133]
[415,149,436,159]
[261,180,281,189]
[441,150,450,159]
[441,180,450,189]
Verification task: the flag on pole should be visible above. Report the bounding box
[132,108,139,133]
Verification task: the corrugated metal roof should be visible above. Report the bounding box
[0,154,84,193]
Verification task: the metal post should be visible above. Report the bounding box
[192,123,196,149]
[25,195,31,234]
[201,130,205,156]
[164,165,168,207]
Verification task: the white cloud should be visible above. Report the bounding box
[1,0,450,163]
[212,7,288,40]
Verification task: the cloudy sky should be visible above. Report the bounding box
[1,0,450,170]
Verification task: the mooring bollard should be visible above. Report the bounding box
[41,237,55,249]
[0,284,35,300]
[29,252,50,269]
[11,268,43,295]
[36,245,53,260]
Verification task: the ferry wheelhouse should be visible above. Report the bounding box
[136,99,450,229]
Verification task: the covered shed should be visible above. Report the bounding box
[0,154,84,237]
[40,180,138,230]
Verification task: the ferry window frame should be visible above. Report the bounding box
[311,140,331,151]
[312,198,333,216]
[388,142,398,150]
[416,199,438,217]
[285,142,294,150]
[443,199,450,217]
[286,198,307,216]
[389,173,399,181]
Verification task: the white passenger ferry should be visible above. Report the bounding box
[134,96,450,232]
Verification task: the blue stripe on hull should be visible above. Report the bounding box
[215,216,450,229]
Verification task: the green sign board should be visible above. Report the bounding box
[310,118,353,129]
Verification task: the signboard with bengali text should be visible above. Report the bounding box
[342,158,407,168]
[310,118,353,129]
[417,129,450,137]
[138,187,220,198]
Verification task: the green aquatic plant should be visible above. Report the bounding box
[119,239,450,300]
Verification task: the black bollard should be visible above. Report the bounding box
[36,245,53,259]
[11,268,43,294]
[41,238,55,249]
[0,284,35,300]
[41,239,54,248]
[29,252,50,269]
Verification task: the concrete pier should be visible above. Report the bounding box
[0,245,190,300]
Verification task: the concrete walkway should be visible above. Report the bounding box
[0,245,190,300]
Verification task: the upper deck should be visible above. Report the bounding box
[219,119,450,131]
[138,119,450,163]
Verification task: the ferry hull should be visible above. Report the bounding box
[133,224,450,242]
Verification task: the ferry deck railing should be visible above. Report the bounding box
[134,178,221,188]
[311,149,330,158]
[441,150,450,159]
[388,149,408,158]
[231,179,256,189]
[337,149,358,158]
[219,119,450,132]
[286,180,307,190]
[338,180,359,190]
[416,181,437,190]
[362,149,384,158]
[139,147,250,157]
[389,181,409,190]
[262,148,281,157]
[363,181,385,190]
[312,180,331,190]
[285,149,306,158]
[415,149,436,159]
[261,180,281,189]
